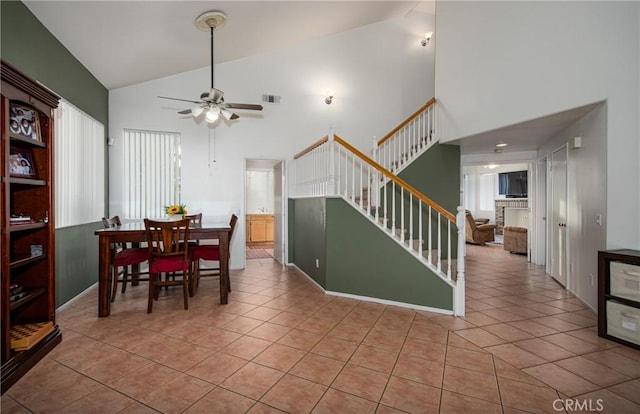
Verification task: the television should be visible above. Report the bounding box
[498,170,528,198]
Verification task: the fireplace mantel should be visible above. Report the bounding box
[495,198,528,235]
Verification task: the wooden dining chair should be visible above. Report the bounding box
[144,218,191,313]
[102,216,149,302]
[189,214,237,296]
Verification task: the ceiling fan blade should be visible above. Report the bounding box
[223,103,263,111]
[177,109,192,115]
[158,96,202,104]
[220,108,239,120]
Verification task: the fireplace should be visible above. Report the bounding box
[495,198,528,235]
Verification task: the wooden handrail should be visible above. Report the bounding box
[334,135,456,223]
[377,98,436,147]
[293,136,329,159]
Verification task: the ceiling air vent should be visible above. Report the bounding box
[262,94,281,104]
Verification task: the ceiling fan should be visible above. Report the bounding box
[158,11,263,123]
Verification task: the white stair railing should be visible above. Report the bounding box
[373,98,437,175]
[293,133,461,290]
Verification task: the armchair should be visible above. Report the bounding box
[465,211,497,244]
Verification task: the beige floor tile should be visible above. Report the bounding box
[186,352,248,384]
[582,349,640,378]
[393,353,444,387]
[311,388,377,414]
[484,343,547,368]
[523,363,600,397]
[513,338,576,361]
[497,377,561,413]
[332,363,389,402]
[289,353,345,385]
[277,328,323,351]
[555,356,631,387]
[440,389,503,414]
[140,373,215,414]
[310,336,358,362]
[261,374,327,413]
[183,387,256,414]
[445,345,495,374]
[443,365,501,403]
[482,323,534,342]
[326,321,369,343]
[223,335,272,360]
[247,322,292,342]
[401,336,447,363]
[572,389,640,414]
[606,379,640,405]
[220,362,284,400]
[253,343,306,371]
[9,246,616,414]
[455,327,506,348]
[380,376,440,413]
[348,344,398,374]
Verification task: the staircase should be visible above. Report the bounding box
[291,101,466,315]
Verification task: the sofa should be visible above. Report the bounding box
[504,226,528,254]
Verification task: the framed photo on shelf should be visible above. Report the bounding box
[9,103,41,142]
[9,147,37,178]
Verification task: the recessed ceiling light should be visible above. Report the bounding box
[496,143,508,148]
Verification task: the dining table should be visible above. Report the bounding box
[94,217,231,317]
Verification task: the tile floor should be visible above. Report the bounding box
[2,244,640,413]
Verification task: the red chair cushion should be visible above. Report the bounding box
[191,245,220,261]
[113,248,149,267]
[150,256,189,273]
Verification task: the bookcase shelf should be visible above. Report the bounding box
[1,60,62,394]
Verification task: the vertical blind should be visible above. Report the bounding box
[122,129,181,219]
[54,99,105,228]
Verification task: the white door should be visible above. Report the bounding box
[551,147,568,286]
[273,161,285,264]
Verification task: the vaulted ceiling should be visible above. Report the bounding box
[24,1,434,90]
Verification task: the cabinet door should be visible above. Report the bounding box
[251,221,267,242]
[266,217,274,242]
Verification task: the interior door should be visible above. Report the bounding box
[273,161,285,264]
[551,146,568,286]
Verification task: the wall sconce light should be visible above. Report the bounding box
[324,92,334,105]
[421,32,433,47]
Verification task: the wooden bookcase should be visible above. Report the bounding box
[1,61,62,394]
[598,249,640,350]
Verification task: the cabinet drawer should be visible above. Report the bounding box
[606,300,640,345]
[611,261,640,302]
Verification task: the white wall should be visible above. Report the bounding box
[435,1,640,250]
[109,12,435,268]
[538,104,607,310]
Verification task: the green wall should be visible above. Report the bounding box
[383,143,461,259]
[1,1,109,307]
[290,197,453,310]
[289,198,327,286]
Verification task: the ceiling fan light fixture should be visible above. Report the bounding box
[206,107,220,123]
[191,105,204,118]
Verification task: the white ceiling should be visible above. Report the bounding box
[23,1,595,157]
[24,0,433,90]
[449,101,602,156]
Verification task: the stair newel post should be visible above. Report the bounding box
[455,206,466,316]
[328,131,336,196]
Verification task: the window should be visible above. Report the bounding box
[479,173,497,211]
[54,99,105,228]
[122,129,181,219]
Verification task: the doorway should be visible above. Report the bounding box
[244,159,285,263]
[550,146,568,287]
